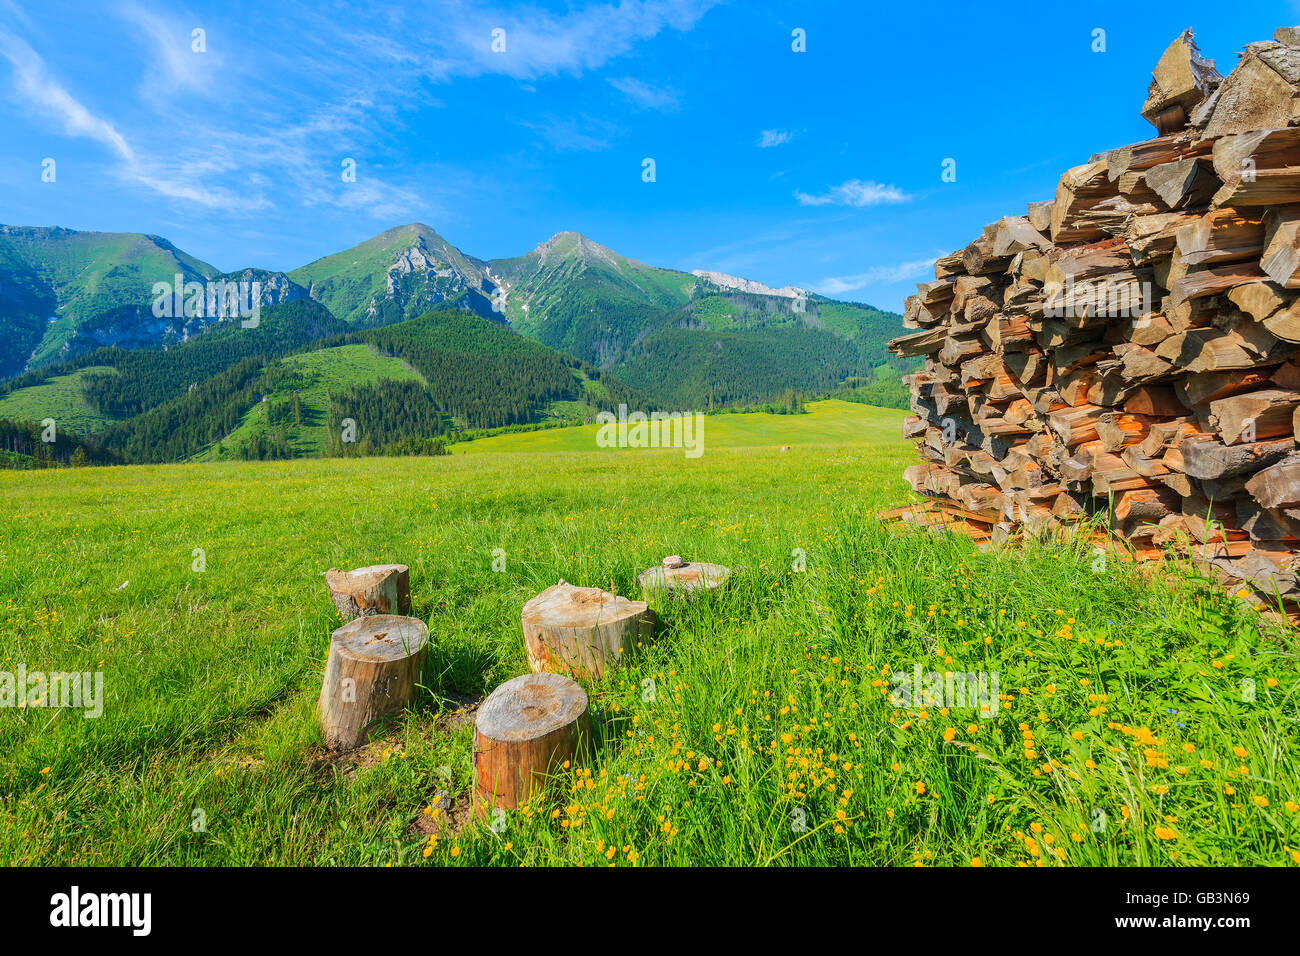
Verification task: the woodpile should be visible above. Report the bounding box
[888,27,1300,607]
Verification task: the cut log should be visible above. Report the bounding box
[1179,367,1277,405]
[520,580,655,678]
[1262,204,1300,288]
[1114,487,1181,524]
[473,672,590,815]
[638,560,730,600]
[1245,457,1300,509]
[1027,200,1054,233]
[1196,44,1300,139]
[1263,299,1300,342]
[1141,30,1222,134]
[1227,280,1292,320]
[1169,262,1269,308]
[1211,128,1300,184]
[1124,385,1186,417]
[1175,208,1264,265]
[1208,388,1300,444]
[1145,157,1221,210]
[1051,161,1116,244]
[993,216,1050,257]
[318,614,428,750]
[1213,168,1300,208]
[1180,436,1295,479]
[325,564,411,621]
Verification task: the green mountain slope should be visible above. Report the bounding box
[0,365,125,435]
[483,233,907,405]
[0,225,320,378]
[191,299,644,462]
[487,231,698,364]
[0,294,642,464]
[0,225,220,373]
[288,223,498,326]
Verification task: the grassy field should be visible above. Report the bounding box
[1,402,1298,867]
[0,365,123,436]
[453,399,893,454]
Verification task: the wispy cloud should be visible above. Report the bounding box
[813,254,942,296]
[0,25,271,211]
[607,76,678,110]
[421,0,719,82]
[0,27,134,161]
[116,1,217,97]
[794,179,910,207]
[757,129,793,148]
[1,0,719,221]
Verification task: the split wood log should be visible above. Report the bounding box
[1145,158,1221,210]
[1262,204,1300,288]
[1180,436,1294,479]
[521,580,655,678]
[318,614,428,750]
[638,560,730,600]
[1208,388,1300,444]
[1141,30,1222,134]
[325,564,411,621]
[1228,280,1292,320]
[1196,44,1300,139]
[473,672,590,815]
[1245,457,1300,508]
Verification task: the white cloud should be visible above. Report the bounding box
[0,0,720,223]
[0,28,134,161]
[794,179,910,207]
[607,76,677,110]
[814,255,942,296]
[0,27,270,211]
[757,129,793,148]
[419,0,719,81]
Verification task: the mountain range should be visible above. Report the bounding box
[0,221,906,463]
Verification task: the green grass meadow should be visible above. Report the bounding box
[453,398,893,454]
[0,366,123,437]
[1,402,1298,866]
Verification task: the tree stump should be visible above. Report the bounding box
[520,580,655,678]
[638,560,730,601]
[318,614,428,749]
[325,564,410,621]
[473,672,590,815]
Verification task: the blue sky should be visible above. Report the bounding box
[1,0,1296,313]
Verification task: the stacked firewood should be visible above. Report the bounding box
[888,27,1300,603]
